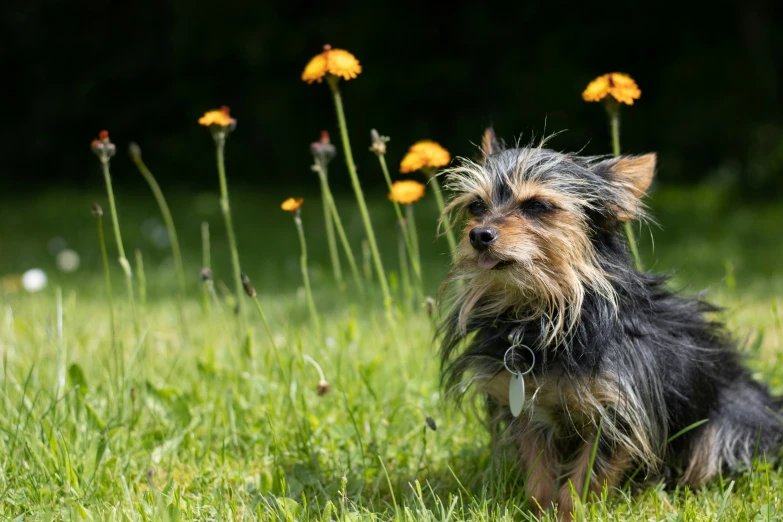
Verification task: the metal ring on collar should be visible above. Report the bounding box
[503,344,536,376]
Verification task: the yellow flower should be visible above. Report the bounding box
[388,180,426,204]
[198,106,235,127]
[399,140,451,173]
[582,73,641,105]
[302,45,362,84]
[399,151,428,173]
[281,197,304,212]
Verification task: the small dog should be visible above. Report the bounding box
[438,130,783,520]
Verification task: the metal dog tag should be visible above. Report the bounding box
[509,372,525,417]
[504,341,535,419]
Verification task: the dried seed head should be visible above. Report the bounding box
[241,272,257,297]
[128,142,142,161]
[92,203,103,217]
[425,416,437,431]
[91,130,116,163]
[317,380,330,396]
[369,129,390,156]
[200,268,213,281]
[310,130,336,166]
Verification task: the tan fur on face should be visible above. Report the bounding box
[440,153,617,346]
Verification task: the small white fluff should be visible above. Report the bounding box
[22,268,48,292]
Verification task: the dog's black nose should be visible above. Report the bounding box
[469,227,498,250]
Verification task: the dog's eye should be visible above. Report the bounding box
[467,200,487,216]
[520,199,551,214]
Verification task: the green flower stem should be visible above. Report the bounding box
[318,165,344,291]
[397,224,412,309]
[362,240,372,282]
[315,163,365,295]
[327,78,393,318]
[131,153,188,336]
[405,204,422,284]
[95,210,121,392]
[428,174,458,254]
[100,160,139,337]
[377,154,423,297]
[135,249,147,310]
[609,107,643,271]
[201,222,211,315]
[95,212,116,347]
[249,295,279,357]
[214,133,246,333]
[294,212,321,335]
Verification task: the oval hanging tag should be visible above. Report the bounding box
[509,372,525,417]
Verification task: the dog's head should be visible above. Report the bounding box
[441,131,656,342]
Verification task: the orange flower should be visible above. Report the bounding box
[302,45,362,84]
[281,197,304,211]
[198,105,236,127]
[582,73,641,105]
[399,140,451,173]
[388,180,426,204]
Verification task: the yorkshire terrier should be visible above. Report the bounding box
[438,130,783,520]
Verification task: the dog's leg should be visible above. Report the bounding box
[518,429,558,515]
[556,438,631,522]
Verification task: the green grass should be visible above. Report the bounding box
[0,184,781,521]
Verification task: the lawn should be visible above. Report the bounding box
[0,184,781,521]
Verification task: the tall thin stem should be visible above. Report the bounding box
[201,222,211,315]
[95,206,121,404]
[428,174,457,254]
[377,155,423,296]
[397,224,412,310]
[294,212,321,335]
[214,134,246,333]
[131,151,188,336]
[318,165,344,291]
[135,249,147,311]
[609,108,643,271]
[100,160,139,337]
[315,163,365,295]
[250,295,279,355]
[328,79,393,319]
[54,287,65,401]
[405,204,422,284]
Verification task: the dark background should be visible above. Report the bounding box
[3,0,782,195]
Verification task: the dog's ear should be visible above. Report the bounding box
[593,153,656,222]
[480,127,500,157]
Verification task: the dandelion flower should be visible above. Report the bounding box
[389,180,426,204]
[399,151,427,173]
[302,53,328,84]
[281,197,304,212]
[198,106,236,127]
[400,140,451,173]
[582,73,641,105]
[302,45,362,84]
